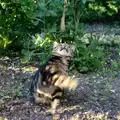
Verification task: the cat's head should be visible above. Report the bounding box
[52,42,75,57]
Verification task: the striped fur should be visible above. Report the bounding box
[30,43,78,114]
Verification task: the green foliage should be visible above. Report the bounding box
[0,0,36,54]
[0,0,119,72]
[82,0,120,21]
[21,33,53,64]
[20,0,37,19]
[72,35,105,72]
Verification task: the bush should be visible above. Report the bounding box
[72,35,105,72]
[81,0,120,22]
[0,0,37,56]
[0,0,114,72]
[21,33,53,64]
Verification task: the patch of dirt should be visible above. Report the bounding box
[0,56,120,120]
[82,23,120,45]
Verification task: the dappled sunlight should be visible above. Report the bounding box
[0,57,120,119]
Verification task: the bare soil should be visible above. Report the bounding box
[0,56,120,120]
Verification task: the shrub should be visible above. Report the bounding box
[71,35,105,72]
[21,33,53,64]
[81,0,120,22]
[0,0,110,72]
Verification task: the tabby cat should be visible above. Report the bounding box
[30,42,78,114]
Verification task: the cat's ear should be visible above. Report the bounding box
[53,41,59,48]
[71,45,75,52]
